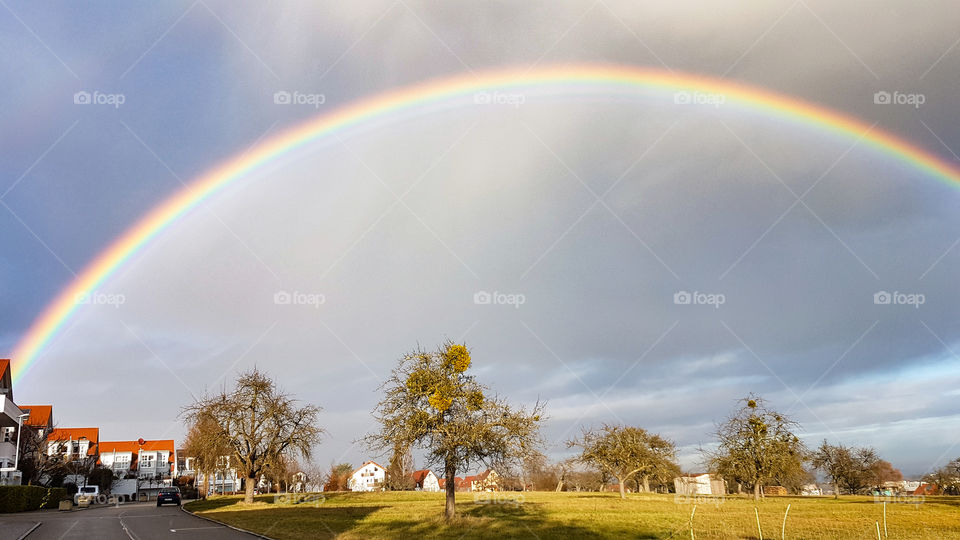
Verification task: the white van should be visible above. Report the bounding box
[74,485,100,504]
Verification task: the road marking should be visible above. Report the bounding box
[170,526,226,532]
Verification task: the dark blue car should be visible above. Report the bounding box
[156,487,182,507]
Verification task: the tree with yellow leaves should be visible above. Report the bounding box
[367,341,544,519]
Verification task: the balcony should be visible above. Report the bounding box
[1,396,23,427]
[0,440,16,461]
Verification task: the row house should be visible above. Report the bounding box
[99,439,175,479]
[46,427,99,460]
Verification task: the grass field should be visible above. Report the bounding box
[185,491,960,539]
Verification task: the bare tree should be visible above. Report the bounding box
[811,440,885,496]
[182,368,323,504]
[707,395,806,500]
[17,426,67,486]
[182,413,231,497]
[568,424,678,499]
[384,444,416,491]
[367,342,544,519]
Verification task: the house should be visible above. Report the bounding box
[438,476,466,491]
[98,439,175,478]
[411,469,440,492]
[674,473,726,496]
[20,405,53,436]
[177,450,241,494]
[0,359,26,485]
[463,470,500,492]
[349,461,385,491]
[801,483,822,496]
[914,483,939,496]
[46,427,99,460]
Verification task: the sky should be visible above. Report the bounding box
[2,1,960,478]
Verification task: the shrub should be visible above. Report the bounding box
[0,486,69,513]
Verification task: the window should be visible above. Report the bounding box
[140,454,155,469]
[1,427,13,443]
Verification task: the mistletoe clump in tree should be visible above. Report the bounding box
[368,341,544,519]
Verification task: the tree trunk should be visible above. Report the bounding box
[618,477,627,499]
[244,475,256,504]
[555,479,564,492]
[753,482,761,500]
[834,482,840,499]
[444,460,456,520]
[642,475,650,493]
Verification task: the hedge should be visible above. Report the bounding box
[0,485,67,513]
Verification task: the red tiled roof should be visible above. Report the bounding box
[351,461,385,477]
[99,440,176,463]
[20,405,53,428]
[48,428,100,455]
[0,359,9,379]
[411,469,432,484]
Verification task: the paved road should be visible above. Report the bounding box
[0,502,256,540]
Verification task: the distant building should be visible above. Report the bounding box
[801,483,822,496]
[674,473,726,496]
[463,470,500,492]
[411,469,440,492]
[349,461,385,492]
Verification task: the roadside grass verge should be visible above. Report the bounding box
[185,491,960,539]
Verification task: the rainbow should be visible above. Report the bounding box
[10,64,960,383]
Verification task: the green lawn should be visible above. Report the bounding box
[185,491,960,539]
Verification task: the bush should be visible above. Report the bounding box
[0,486,68,513]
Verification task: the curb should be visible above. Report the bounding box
[17,522,41,540]
[179,504,274,539]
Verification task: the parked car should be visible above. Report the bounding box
[74,485,99,504]
[156,486,182,507]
